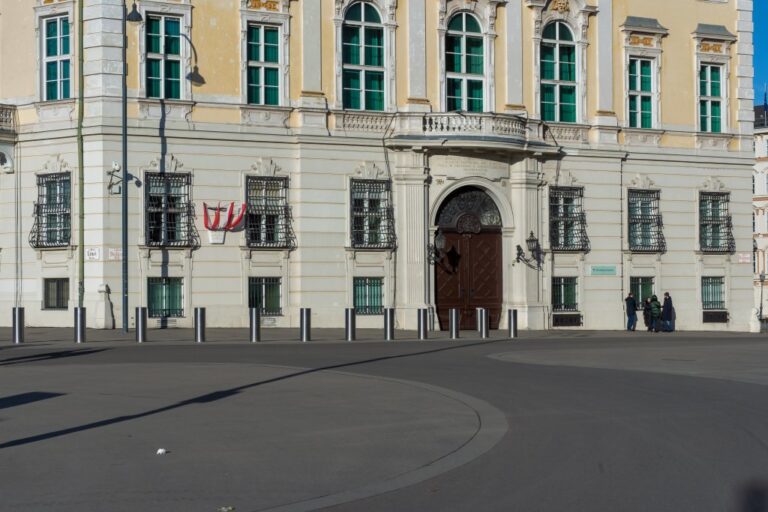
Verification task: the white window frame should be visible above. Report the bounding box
[539,21,577,123]
[698,63,725,133]
[693,31,734,136]
[35,1,75,103]
[438,1,503,113]
[625,56,660,129]
[444,12,486,112]
[340,2,386,111]
[136,1,192,102]
[240,2,290,108]
[42,15,72,102]
[334,0,397,112]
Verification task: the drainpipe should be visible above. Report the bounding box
[77,0,85,308]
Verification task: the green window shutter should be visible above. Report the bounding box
[343,69,361,109]
[640,95,652,128]
[60,60,71,99]
[628,95,638,128]
[264,27,279,63]
[711,101,721,133]
[46,19,58,57]
[247,66,261,104]
[346,3,362,21]
[700,100,708,131]
[710,66,721,97]
[447,78,462,111]
[168,279,183,314]
[364,3,381,23]
[365,71,384,111]
[147,59,162,98]
[342,26,360,65]
[265,280,281,314]
[448,15,463,31]
[464,14,480,33]
[541,44,556,80]
[364,27,383,66]
[247,26,261,61]
[165,60,181,99]
[699,66,708,96]
[467,80,483,112]
[165,18,181,55]
[147,17,162,54]
[640,60,652,92]
[465,37,484,75]
[559,85,576,123]
[541,84,556,121]
[60,18,70,55]
[542,23,557,39]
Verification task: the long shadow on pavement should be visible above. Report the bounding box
[0,349,108,367]
[0,339,501,450]
[0,392,65,411]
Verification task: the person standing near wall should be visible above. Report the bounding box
[625,292,638,331]
[661,292,674,332]
[650,295,662,332]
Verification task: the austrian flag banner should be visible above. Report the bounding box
[203,202,246,244]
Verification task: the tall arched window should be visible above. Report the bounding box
[445,12,484,112]
[541,21,576,123]
[342,2,384,111]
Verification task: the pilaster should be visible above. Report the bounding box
[406,0,429,110]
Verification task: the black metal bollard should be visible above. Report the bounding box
[249,308,261,343]
[417,308,429,340]
[135,307,148,343]
[74,307,86,344]
[12,307,24,344]
[194,307,206,343]
[508,309,518,339]
[384,308,395,341]
[449,308,460,339]
[479,308,490,339]
[300,308,311,342]
[345,308,356,342]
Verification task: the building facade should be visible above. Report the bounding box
[0,0,755,331]
[753,107,767,325]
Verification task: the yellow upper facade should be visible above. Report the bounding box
[0,0,754,149]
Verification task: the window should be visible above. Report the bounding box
[246,176,290,248]
[350,179,395,249]
[552,277,578,312]
[699,64,722,133]
[628,58,653,129]
[541,22,576,123]
[701,276,725,310]
[246,24,280,106]
[147,277,184,318]
[145,173,193,247]
[146,15,182,100]
[549,187,588,252]
[342,2,384,111]
[630,277,655,309]
[699,192,734,252]
[628,190,664,252]
[43,278,69,310]
[353,277,383,315]
[31,173,71,248]
[445,12,484,112]
[43,16,71,101]
[248,277,282,316]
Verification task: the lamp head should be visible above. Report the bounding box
[434,230,446,252]
[126,2,143,23]
[186,65,206,87]
[526,231,539,253]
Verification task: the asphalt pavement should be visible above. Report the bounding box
[0,329,766,512]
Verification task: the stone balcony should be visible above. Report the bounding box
[0,104,16,135]
[332,110,558,154]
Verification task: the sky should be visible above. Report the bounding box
[756,1,768,104]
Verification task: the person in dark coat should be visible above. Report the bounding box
[649,295,662,332]
[643,297,652,331]
[625,292,638,331]
[661,292,673,332]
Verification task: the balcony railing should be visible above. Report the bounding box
[0,104,16,133]
[422,112,527,138]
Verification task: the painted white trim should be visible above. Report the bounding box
[35,2,75,103]
[239,8,291,107]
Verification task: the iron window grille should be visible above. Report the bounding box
[628,189,665,252]
[351,179,396,249]
[353,277,384,315]
[30,172,71,248]
[246,176,294,249]
[248,277,282,316]
[699,192,735,253]
[145,173,197,248]
[43,278,69,310]
[630,277,655,309]
[552,277,578,312]
[147,277,184,318]
[701,276,725,310]
[549,187,589,252]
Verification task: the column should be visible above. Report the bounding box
[299,0,327,125]
[505,1,525,114]
[406,0,429,111]
[595,0,618,138]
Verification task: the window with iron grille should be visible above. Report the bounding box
[628,189,665,252]
[549,187,588,252]
[354,277,383,315]
[248,277,282,316]
[699,192,734,253]
[30,173,71,248]
[552,277,578,312]
[351,179,395,249]
[246,176,291,248]
[43,278,69,310]
[630,277,654,309]
[145,173,194,247]
[147,277,184,318]
[701,276,725,310]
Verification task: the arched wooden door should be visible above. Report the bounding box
[435,188,503,330]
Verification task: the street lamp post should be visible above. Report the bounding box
[760,272,765,325]
[122,2,142,332]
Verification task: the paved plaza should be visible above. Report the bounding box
[0,329,767,511]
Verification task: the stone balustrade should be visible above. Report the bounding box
[0,104,15,133]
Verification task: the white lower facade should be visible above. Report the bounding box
[0,111,754,332]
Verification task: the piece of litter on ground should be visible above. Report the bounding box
[217,507,235,512]
[156,448,168,455]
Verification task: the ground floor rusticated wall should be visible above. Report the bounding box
[0,124,755,332]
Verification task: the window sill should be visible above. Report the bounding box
[34,100,75,122]
[695,132,732,151]
[623,128,664,146]
[545,123,590,145]
[138,98,195,121]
